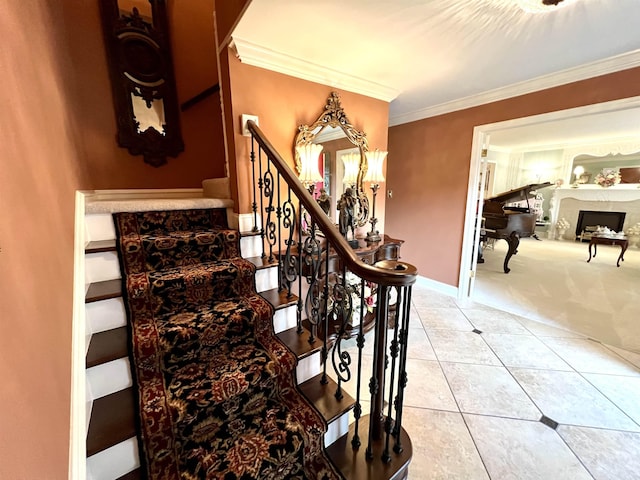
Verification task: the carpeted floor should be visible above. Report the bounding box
[474,235,640,353]
[114,209,340,479]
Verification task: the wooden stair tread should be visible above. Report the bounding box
[239,230,262,237]
[244,255,279,269]
[86,326,128,368]
[299,374,355,424]
[277,326,322,360]
[86,239,117,253]
[260,288,298,310]
[326,414,412,480]
[86,279,122,303]
[87,388,136,457]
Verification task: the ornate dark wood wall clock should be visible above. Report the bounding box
[99,0,184,167]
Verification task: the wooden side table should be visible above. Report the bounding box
[587,234,629,267]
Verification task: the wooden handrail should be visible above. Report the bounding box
[180,84,220,112]
[247,120,417,287]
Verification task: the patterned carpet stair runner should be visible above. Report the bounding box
[114,209,341,479]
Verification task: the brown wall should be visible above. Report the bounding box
[61,0,225,188]
[213,0,252,48]
[387,67,640,287]
[222,48,389,223]
[0,1,226,477]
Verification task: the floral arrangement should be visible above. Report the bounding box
[329,272,376,327]
[556,218,570,230]
[345,271,375,307]
[594,169,621,188]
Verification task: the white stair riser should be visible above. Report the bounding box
[86,298,127,334]
[272,305,297,334]
[240,235,262,258]
[324,411,350,447]
[86,251,121,284]
[255,266,278,292]
[86,213,116,242]
[87,358,133,400]
[87,437,140,480]
[296,352,322,384]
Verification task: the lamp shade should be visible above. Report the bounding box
[296,143,323,185]
[363,150,387,184]
[573,165,585,177]
[342,152,360,185]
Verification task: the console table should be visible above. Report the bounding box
[587,234,629,267]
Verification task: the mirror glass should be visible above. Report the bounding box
[571,151,640,185]
[295,92,369,226]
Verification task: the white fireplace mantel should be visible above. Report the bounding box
[549,185,640,236]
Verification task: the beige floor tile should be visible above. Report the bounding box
[518,317,586,339]
[558,425,640,480]
[509,368,640,431]
[603,343,640,369]
[441,363,540,420]
[540,337,640,376]
[416,307,475,331]
[464,414,593,480]
[404,359,458,411]
[427,329,501,365]
[460,307,530,334]
[412,289,458,309]
[404,328,437,360]
[482,333,573,371]
[582,373,640,426]
[404,408,489,480]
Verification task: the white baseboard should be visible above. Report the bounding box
[415,275,458,297]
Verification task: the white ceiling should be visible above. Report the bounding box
[232,0,640,149]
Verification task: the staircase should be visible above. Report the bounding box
[83,196,357,479]
[81,123,417,479]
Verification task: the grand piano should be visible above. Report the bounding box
[480,182,551,273]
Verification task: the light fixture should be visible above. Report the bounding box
[296,143,324,194]
[572,165,585,188]
[341,152,360,187]
[517,0,579,13]
[363,149,387,243]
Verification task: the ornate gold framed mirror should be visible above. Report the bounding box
[294,92,370,227]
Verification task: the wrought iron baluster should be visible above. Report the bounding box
[302,223,322,343]
[393,286,412,454]
[250,137,259,233]
[280,186,297,298]
[297,205,303,333]
[321,243,330,384]
[276,173,283,290]
[263,157,276,262]
[351,278,366,450]
[367,284,390,460]
[330,266,354,402]
[258,147,266,259]
[383,286,402,463]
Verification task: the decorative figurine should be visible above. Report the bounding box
[338,187,358,247]
[317,188,331,215]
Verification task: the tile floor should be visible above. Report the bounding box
[340,282,640,480]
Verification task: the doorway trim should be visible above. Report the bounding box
[458,94,640,302]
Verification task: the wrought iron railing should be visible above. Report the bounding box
[246,120,417,473]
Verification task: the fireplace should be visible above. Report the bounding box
[575,210,626,241]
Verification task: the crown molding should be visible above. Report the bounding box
[390,49,640,127]
[232,37,399,102]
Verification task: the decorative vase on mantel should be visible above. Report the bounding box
[594,169,621,188]
[555,218,570,241]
